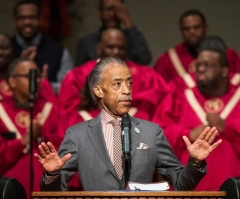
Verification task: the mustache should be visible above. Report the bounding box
[118,96,132,102]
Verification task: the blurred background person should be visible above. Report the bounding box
[0,34,14,101]
[154,9,240,83]
[11,0,73,94]
[152,44,240,190]
[0,58,68,198]
[0,33,56,103]
[59,28,168,121]
[75,0,151,66]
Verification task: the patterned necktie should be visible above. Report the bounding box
[110,119,124,179]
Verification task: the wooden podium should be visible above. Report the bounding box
[32,191,226,199]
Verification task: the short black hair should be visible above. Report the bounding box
[97,27,125,42]
[198,35,228,68]
[179,9,206,27]
[199,35,227,53]
[7,58,33,80]
[13,0,39,17]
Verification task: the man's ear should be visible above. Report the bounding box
[93,85,103,99]
[222,67,229,78]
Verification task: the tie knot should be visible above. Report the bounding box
[110,119,121,126]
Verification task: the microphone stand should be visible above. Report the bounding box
[122,115,131,188]
[28,69,37,196]
[29,93,35,195]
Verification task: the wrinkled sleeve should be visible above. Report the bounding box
[41,127,78,191]
[155,125,206,190]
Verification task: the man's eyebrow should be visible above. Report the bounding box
[113,78,123,81]
[113,76,132,81]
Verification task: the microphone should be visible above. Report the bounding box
[29,69,38,101]
[121,114,131,160]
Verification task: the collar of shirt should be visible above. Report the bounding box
[16,32,42,49]
[100,109,122,126]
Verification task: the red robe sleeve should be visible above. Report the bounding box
[151,82,191,158]
[0,138,26,175]
[153,52,175,83]
[39,78,57,103]
[58,70,82,112]
[226,47,240,74]
[219,101,240,159]
[128,62,170,119]
[58,61,96,112]
[41,105,68,149]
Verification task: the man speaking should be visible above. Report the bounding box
[34,57,222,191]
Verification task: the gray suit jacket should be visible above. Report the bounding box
[41,114,206,191]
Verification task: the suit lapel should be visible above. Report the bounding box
[87,114,119,180]
[129,116,141,160]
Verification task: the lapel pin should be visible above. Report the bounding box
[135,127,140,134]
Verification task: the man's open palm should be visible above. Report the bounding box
[183,127,222,161]
[34,142,71,172]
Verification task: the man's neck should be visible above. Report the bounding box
[14,98,31,108]
[16,32,42,49]
[0,65,8,78]
[186,43,198,58]
[13,93,29,104]
[199,81,229,97]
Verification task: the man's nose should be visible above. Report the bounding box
[122,83,131,94]
[109,9,115,17]
[196,64,207,73]
[113,47,120,55]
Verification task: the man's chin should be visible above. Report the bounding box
[197,81,210,92]
[186,39,200,48]
[19,31,38,40]
[118,107,131,116]
[105,22,118,28]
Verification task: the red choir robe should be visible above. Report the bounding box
[58,60,169,119]
[154,42,240,82]
[0,97,67,198]
[66,106,155,190]
[0,78,56,103]
[152,80,240,191]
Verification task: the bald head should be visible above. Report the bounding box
[97,28,126,60]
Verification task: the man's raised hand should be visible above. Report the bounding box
[183,127,222,163]
[34,142,71,172]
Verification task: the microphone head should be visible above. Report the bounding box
[29,69,38,94]
[121,114,131,129]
